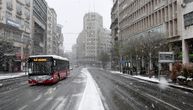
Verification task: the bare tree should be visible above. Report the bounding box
[0,40,15,71]
[122,31,168,75]
[98,52,110,69]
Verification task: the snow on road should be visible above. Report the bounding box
[78,68,105,110]
[0,72,27,80]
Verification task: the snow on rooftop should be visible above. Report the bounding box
[78,68,104,110]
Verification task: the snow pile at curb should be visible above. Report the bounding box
[110,71,122,74]
[78,68,104,110]
[0,72,27,80]
[133,75,159,83]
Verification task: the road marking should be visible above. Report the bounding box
[55,98,67,110]
[18,105,28,110]
[50,97,66,110]
[33,94,42,102]
[145,93,181,110]
[72,79,87,84]
[112,73,182,110]
[44,87,57,95]
[72,93,82,97]
[35,96,53,110]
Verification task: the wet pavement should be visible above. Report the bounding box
[0,67,86,110]
[88,67,193,110]
[1,67,193,110]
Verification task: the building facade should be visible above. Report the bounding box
[0,0,32,72]
[46,7,53,55]
[111,0,193,72]
[56,24,64,56]
[77,12,111,65]
[181,0,193,63]
[0,0,64,72]
[110,0,119,69]
[32,0,47,55]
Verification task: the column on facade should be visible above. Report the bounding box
[182,39,189,64]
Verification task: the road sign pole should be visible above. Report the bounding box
[158,63,161,81]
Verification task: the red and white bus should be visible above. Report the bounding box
[27,55,70,85]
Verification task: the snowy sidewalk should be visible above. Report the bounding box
[0,72,27,80]
[109,70,193,92]
[133,75,193,92]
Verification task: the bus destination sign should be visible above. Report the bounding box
[33,58,47,62]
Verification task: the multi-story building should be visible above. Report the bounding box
[77,12,111,65]
[110,0,120,69]
[49,8,57,55]
[56,24,64,56]
[181,0,193,63]
[98,29,111,54]
[76,31,86,64]
[72,44,77,65]
[46,8,63,56]
[46,7,53,55]
[110,0,119,42]
[32,0,47,55]
[0,0,32,72]
[111,0,193,72]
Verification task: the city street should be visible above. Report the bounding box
[0,67,86,110]
[1,67,193,110]
[89,67,193,110]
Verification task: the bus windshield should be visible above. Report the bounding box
[28,61,52,75]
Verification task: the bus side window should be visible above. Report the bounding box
[53,60,58,72]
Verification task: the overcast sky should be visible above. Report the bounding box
[46,0,113,52]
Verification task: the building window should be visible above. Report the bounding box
[184,0,193,4]
[184,11,193,28]
[25,0,30,7]
[6,0,13,11]
[5,12,12,19]
[16,3,22,15]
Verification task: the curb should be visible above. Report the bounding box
[133,77,193,93]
